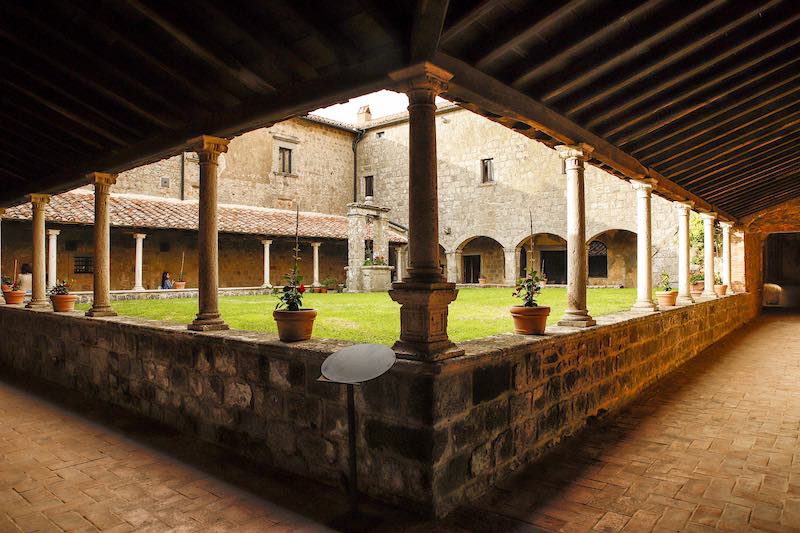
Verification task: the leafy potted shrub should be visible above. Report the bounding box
[714,272,728,296]
[174,251,187,290]
[655,272,678,307]
[2,262,25,305]
[321,277,337,294]
[689,272,704,298]
[510,271,549,334]
[273,208,317,342]
[49,279,77,312]
[1,275,12,293]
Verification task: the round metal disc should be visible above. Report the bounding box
[320,344,396,384]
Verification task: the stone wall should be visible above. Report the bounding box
[358,107,678,280]
[0,291,756,517]
[0,222,347,292]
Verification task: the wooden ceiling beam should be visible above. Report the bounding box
[410,0,450,62]
[0,113,86,156]
[695,151,800,196]
[3,100,108,151]
[440,0,503,44]
[703,160,800,201]
[721,178,800,212]
[732,183,800,216]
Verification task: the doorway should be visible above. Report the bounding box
[463,255,481,283]
[540,250,567,284]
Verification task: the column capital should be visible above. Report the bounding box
[133,233,147,240]
[188,135,230,156]
[261,239,272,246]
[555,143,594,161]
[718,220,734,229]
[700,211,717,221]
[311,241,322,248]
[87,172,118,186]
[28,193,51,205]
[674,200,694,213]
[631,178,657,192]
[46,229,61,237]
[388,62,453,100]
[0,208,6,216]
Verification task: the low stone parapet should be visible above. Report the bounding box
[0,292,755,516]
[71,286,275,304]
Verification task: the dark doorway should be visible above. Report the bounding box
[463,255,481,283]
[519,247,528,278]
[764,232,800,307]
[541,250,567,284]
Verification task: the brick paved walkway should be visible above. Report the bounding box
[1,312,799,532]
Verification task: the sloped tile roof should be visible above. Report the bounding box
[3,190,407,243]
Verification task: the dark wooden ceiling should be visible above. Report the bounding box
[2,0,799,220]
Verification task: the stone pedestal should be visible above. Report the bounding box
[389,281,462,360]
[86,174,117,317]
[360,265,394,291]
[27,194,51,310]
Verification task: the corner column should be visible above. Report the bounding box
[445,249,461,284]
[631,179,657,312]
[388,63,462,360]
[675,202,695,305]
[701,212,717,299]
[86,174,117,316]
[556,144,596,327]
[503,247,518,286]
[133,233,146,291]
[47,229,60,289]
[261,239,272,288]
[395,245,406,282]
[720,221,734,294]
[26,194,51,309]
[189,135,230,331]
[311,242,321,287]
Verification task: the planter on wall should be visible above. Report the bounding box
[510,305,551,335]
[690,282,704,298]
[656,290,678,307]
[173,281,187,290]
[714,284,728,296]
[50,294,78,312]
[273,309,317,342]
[2,290,25,305]
[478,277,488,285]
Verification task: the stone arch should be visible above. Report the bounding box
[514,233,568,284]
[456,235,505,284]
[587,229,637,287]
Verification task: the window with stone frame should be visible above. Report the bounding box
[481,158,494,183]
[588,240,608,278]
[364,175,374,199]
[279,147,292,174]
[73,256,94,274]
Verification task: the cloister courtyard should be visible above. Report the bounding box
[75,288,638,345]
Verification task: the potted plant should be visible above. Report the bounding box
[174,251,187,290]
[2,261,25,305]
[1,275,12,293]
[689,272,704,298]
[510,212,550,335]
[273,207,317,342]
[50,278,78,312]
[714,272,728,296]
[478,276,488,285]
[321,277,337,294]
[655,272,678,307]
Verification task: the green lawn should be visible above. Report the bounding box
[79,288,636,345]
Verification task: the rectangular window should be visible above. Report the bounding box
[160,176,170,188]
[364,240,374,260]
[481,158,494,183]
[73,256,94,274]
[376,131,385,138]
[279,147,292,173]
[364,175,374,198]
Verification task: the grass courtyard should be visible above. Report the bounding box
[78,287,637,345]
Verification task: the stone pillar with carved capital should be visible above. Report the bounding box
[311,242,321,287]
[261,239,272,288]
[632,179,657,312]
[86,174,117,316]
[387,63,462,360]
[27,194,51,309]
[47,229,60,290]
[701,212,717,299]
[133,233,146,291]
[556,144,596,327]
[720,221,734,294]
[189,135,230,331]
[675,202,695,305]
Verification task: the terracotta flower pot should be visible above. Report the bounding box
[3,290,25,305]
[173,281,187,290]
[478,277,488,285]
[714,284,728,296]
[510,305,551,335]
[656,290,678,307]
[273,308,317,342]
[319,287,328,294]
[690,282,704,298]
[50,294,78,312]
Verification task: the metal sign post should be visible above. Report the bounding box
[319,343,396,518]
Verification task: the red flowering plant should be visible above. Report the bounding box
[276,207,305,311]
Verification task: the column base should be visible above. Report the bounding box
[631,301,658,313]
[701,292,718,299]
[133,286,145,292]
[261,284,273,289]
[676,295,695,306]
[85,305,117,317]
[189,313,229,331]
[558,310,596,328]
[389,280,463,361]
[25,299,52,310]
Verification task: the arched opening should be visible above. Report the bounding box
[587,229,637,287]
[458,236,504,284]
[516,233,567,284]
[764,232,800,307]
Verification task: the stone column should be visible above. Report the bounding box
[556,144,596,327]
[261,239,272,288]
[396,245,406,282]
[85,174,117,316]
[631,179,657,312]
[675,201,695,305]
[26,194,51,309]
[445,250,461,283]
[701,212,717,299]
[133,233,146,291]
[0,209,4,279]
[720,221,734,294]
[311,242,321,287]
[503,247,518,286]
[47,229,60,289]
[189,135,230,331]
[388,63,461,360]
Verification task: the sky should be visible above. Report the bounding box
[310,89,446,124]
